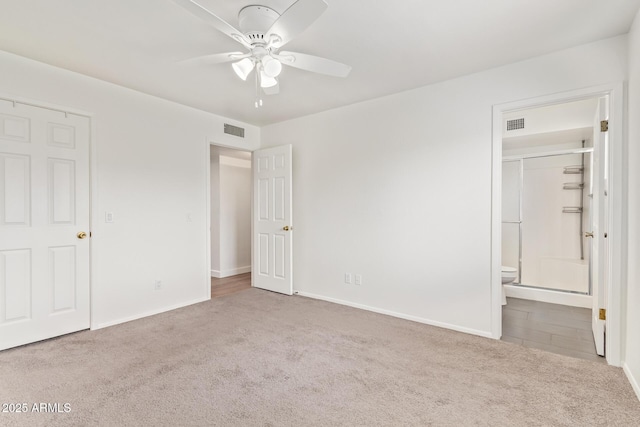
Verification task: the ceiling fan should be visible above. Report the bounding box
[173,0,351,107]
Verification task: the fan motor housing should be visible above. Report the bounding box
[238,5,280,37]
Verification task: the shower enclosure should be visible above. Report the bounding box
[502,147,593,294]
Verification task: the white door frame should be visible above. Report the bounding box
[0,92,97,332]
[490,83,625,366]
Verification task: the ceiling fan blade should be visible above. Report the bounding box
[263,81,280,95]
[265,0,328,48]
[276,51,351,78]
[179,52,248,66]
[173,0,251,48]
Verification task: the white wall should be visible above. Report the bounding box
[261,36,627,337]
[625,8,640,398]
[0,50,259,328]
[210,154,252,278]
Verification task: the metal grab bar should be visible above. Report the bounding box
[562,207,583,213]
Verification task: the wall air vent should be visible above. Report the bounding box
[224,123,245,138]
[506,118,525,131]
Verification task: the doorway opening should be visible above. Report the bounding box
[491,84,625,366]
[209,145,253,298]
[206,143,294,298]
[501,98,602,361]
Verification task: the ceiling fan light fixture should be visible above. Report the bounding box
[260,72,278,88]
[262,55,282,78]
[173,0,351,103]
[231,58,254,81]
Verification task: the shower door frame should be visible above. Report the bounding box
[502,148,595,294]
[491,83,625,367]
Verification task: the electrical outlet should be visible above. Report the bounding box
[354,274,362,286]
[154,280,162,290]
[344,273,352,284]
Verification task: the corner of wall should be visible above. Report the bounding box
[623,5,640,400]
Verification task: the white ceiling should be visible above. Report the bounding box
[1,0,639,126]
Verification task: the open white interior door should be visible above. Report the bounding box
[591,97,608,357]
[252,145,293,295]
[0,100,90,351]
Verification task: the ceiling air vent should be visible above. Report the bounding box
[224,123,245,138]
[506,118,525,131]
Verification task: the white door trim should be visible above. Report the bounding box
[490,83,625,366]
[0,94,92,119]
[205,140,212,300]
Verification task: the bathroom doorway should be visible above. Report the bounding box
[491,84,625,365]
[209,145,253,291]
[501,98,601,361]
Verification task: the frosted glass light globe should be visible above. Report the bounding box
[260,72,278,88]
[262,56,282,78]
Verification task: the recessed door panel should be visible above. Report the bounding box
[1,114,30,143]
[258,156,269,173]
[47,123,75,149]
[274,154,285,170]
[259,178,270,221]
[48,158,75,225]
[50,246,76,313]
[274,234,285,279]
[258,233,269,276]
[1,154,30,226]
[1,249,32,323]
[274,177,285,221]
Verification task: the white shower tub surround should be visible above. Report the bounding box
[538,257,589,293]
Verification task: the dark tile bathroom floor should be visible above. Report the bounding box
[501,297,605,363]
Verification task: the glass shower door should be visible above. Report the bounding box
[502,160,521,282]
[519,153,590,294]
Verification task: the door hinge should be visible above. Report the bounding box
[600,120,609,132]
[599,308,606,320]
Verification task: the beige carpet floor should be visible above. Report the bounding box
[0,288,639,426]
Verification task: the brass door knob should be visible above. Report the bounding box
[585,232,594,238]
[282,226,290,231]
[77,231,87,239]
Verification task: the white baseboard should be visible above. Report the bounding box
[211,266,251,278]
[294,291,493,339]
[90,296,209,330]
[504,284,592,308]
[623,363,640,402]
